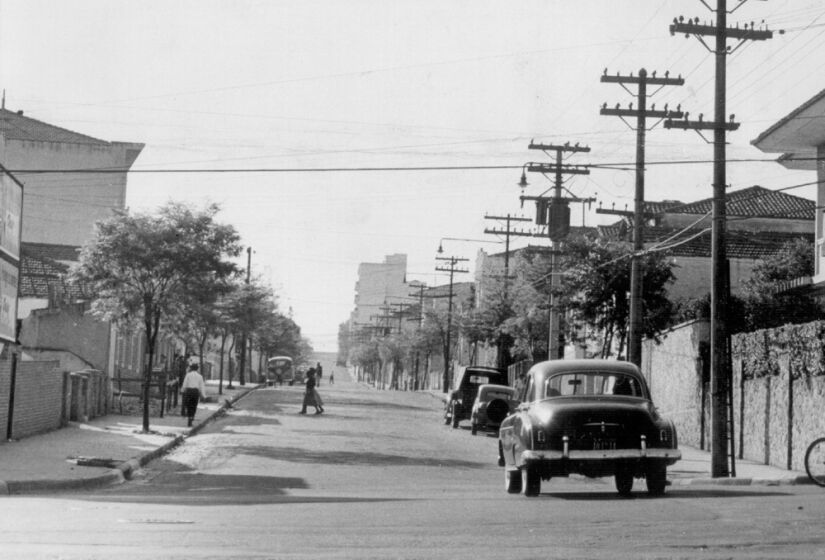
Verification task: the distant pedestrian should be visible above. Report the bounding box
[181,363,206,427]
[300,368,323,414]
[329,370,335,385]
[316,362,323,385]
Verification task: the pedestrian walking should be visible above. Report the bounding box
[329,370,335,384]
[316,361,323,385]
[181,362,206,427]
[300,368,323,414]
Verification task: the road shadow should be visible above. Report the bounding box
[235,445,488,469]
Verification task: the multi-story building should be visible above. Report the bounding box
[350,254,416,330]
[0,107,143,247]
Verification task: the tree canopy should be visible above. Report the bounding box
[71,201,242,431]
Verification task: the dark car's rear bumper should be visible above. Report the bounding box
[521,448,681,464]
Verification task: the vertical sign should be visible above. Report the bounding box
[0,172,22,343]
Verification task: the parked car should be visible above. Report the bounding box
[444,365,507,429]
[470,384,518,435]
[498,359,681,497]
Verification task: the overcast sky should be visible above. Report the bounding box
[1,1,823,351]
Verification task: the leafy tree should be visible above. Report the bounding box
[227,279,277,385]
[561,235,674,358]
[740,238,823,330]
[71,202,241,432]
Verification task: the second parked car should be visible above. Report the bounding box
[444,365,507,429]
[470,384,518,435]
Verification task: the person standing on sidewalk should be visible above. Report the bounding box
[181,363,206,427]
[316,362,323,385]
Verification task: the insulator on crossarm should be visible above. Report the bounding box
[730,114,735,122]
[602,102,607,110]
[698,113,703,122]
[616,103,620,109]
[684,112,690,120]
[665,70,670,78]
[629,102,633,110]
[651,103,656,110]
[604,68,608,76]
[652,71,657,78]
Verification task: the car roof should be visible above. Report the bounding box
[528,359,642,377]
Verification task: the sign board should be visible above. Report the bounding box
[0,170,22,344]
[0,173,22,261]
[0,258,18,343]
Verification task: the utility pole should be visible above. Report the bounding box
[237,246,252,387]
[484,213,532,369]
[435,255,468,392]
[521,142,592,360]
[600,68,684,367]
[665,2,773,477]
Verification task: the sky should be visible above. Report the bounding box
[0,0,823,351]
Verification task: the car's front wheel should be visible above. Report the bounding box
[505,468,521,494]
[521,466,540,497]
[646,463,667,496]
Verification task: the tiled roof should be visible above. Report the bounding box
[664,185,815,220]
[20,242,84,299]
[661,231,814,260]
[0,108,109,146]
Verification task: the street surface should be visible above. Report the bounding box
[2,369,825,559]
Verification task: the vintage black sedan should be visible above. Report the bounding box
[498,359,680,497]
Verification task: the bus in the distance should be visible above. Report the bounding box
[266,356,300,386]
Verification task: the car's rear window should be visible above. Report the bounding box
[484,388,514,399]
[544,371,643,398]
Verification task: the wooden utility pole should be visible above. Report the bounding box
[665,1,773,477]
[522,142,591,360]
[484,213,532,369]
[435,255,468,392]
[600,68,684,367]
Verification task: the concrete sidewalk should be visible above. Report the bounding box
[0,381,260,495]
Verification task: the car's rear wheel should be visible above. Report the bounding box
[615,465,634,496]
[521,466,540,497]
[646,463,667,496]
[505,468,521,494]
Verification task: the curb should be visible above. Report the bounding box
[0,385,260,496]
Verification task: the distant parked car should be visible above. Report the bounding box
[498,359,681,497]
[444,365,507,429]
[470,384,518,435]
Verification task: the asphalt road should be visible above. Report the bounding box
[3,372,825,559]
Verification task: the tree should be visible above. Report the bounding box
[740,238,823,330]
[71,202,241,432]
[561,235,674,358]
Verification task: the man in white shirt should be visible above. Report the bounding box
[181,363,206,427]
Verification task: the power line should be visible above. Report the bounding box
[8,155,815,175]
